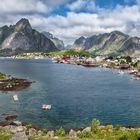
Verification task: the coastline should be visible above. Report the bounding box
[0,119,140,140]
[9,52,140,81]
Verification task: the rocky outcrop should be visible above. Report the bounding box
[10,132,28,140]
[47,130,55,138]
[0,18,58,56]
[69,129,77,138]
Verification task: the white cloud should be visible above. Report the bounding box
[0,0,48,14]
[0,0,140,45]
[67,0,96,12]
[31,3,140,44]
[0,0,69,15]
[67,0,87,11]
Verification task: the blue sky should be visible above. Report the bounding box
[0,0,139,44]
[53,0,136,15]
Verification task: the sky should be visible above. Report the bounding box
[0,0,139,44]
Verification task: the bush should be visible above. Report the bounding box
[55,127,66,137]
[125,56,132,63]
[0,72,6,80]
[115,124,121,131]
[42,128,48,134]
[91,118,100,133]
[133,61,140,68]
[78,131,93,138]
[119,134,129,140]
[25,123,33,129]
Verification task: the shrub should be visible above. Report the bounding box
[91,118,100,133]
[0,130,12,140]
[78,131,93,138]
[25,123,33,129]
[119,134,129,140]
[42,128,48,134]
[124,56,132,63]
[0,72,6,80]
[55,127,66,137]
[115,124,121,131]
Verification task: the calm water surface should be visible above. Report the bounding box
[0,58,140,129]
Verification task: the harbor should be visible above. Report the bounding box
[52,55,140,80]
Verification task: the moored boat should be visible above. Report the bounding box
[13,95,18,101]
[82,64,99,67]
[42,104,51,110]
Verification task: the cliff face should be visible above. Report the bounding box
[72,31,140,57]
[0,18,58,56]
[71,36,86,50]
[42,32,65,50]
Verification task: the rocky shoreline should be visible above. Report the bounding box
[0,77,32,92]
[0,119,140,140]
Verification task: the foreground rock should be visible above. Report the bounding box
[69,129,77,138]
[10,132,28,140]
[3,125,27,133]
[5,115,18,120]
[82,127,91,132]
[47,131,55,138]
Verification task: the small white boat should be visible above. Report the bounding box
[13,95,18,101]
[52,60,58,63]
[118,70,124,75]
[42,104,51,110]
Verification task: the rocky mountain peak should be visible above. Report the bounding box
[15,18,32,32]
[0,18,58,56]
[110,31,129,37]
[72,30,140,57]
[74,36,86,45]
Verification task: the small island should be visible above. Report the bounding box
[0,72,32,92]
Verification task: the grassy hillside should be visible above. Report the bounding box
[48,50,95,57]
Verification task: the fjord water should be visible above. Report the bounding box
[0,59,140,129]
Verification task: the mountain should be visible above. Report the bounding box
[0,18,58,56]
[42,32,64,50]
[71,36,86,50]
[72,31,140,57]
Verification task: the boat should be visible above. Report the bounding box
[52,59,58,63]
[13,95,18,101]
[42,104,51,110]
[82,64,99,67]
[118,70,124,75]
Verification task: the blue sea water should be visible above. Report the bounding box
[0,58,140,129]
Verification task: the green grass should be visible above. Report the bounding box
[0,119,139,140]
[48,50,95,58]
[14,50,95,58]
[0,130,12,140]
[29,119,140,140]
[0,72,6,80]
[29,129,140,140]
